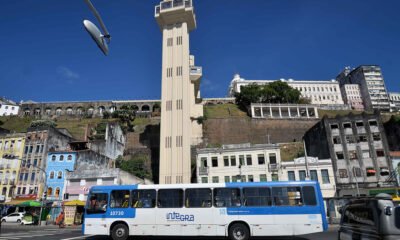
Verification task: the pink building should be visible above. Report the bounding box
[341,84,364,111]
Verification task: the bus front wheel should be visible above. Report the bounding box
[111,223,129,240]
[229,223,250,240]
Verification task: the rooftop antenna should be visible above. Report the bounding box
[83,0,111,55]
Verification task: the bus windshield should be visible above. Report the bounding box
[86,192,108,214]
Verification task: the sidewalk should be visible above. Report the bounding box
[1,222,81,230]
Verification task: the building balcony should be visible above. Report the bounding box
[268,163,280,172]
[190,66,202,83]
[198,167,209,176]
[155,0,196,31]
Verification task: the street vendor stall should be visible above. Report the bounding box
[63,200,85,225]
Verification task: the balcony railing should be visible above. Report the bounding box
[198,167,209,176]
[268,163,279,172]
[156,0,192,14]
[190,66,202,75]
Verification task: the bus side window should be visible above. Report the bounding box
[132,190,156,208]
[185,188,212,208]
[214,188,241,207]
[302,186,317,206]
[243,187,271,206]
[86,192,108,214]
[272,187,302,206]
[158,189,184,208]
[110,190,130,208]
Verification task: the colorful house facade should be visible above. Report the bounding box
[45,151,76,202]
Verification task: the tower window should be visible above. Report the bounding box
[167,37,173,46]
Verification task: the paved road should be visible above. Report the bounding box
[0,223,339,240]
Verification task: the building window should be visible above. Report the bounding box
[356,121,364,127]
[366,167,376,177]
[223,156,229,167]
[59,155,64,161]
[369,120,378,127]
[55,187,60,198]
[230,156,236,166]
[248,175,254,182]
[258,154,265,165]
[33,159,37,167]
[321,170,330,184]
[362,150,370,158]
[376,149,385,157]
[336,152,344,160]
[330,124,339,130]
[211,176,219,183]
[346,135,355,144]
[380,167,389,176]
[30,173,35,182]
[332,136,341,144]
[288,171,295,181]
[224,176,230,182]
[67,155,72,161]
[57,171,62,179]
[212,157,218,167]
[268,174,277,182]
[310,170,318,182]
[372,133,381,141]
[339,169,348,178]
[50,171,54,179]
[269,153,277,164]
[353,167,362,177]
[201,177,208,183]
[299,170,306,181]
[232,175,238,182]
[246,155,252,165]
[343,123,352,129]
[349,151,358,160]
[259,174,267,182]
[200,157,207,167]
[239,155,245,166]
[358,135,368,142]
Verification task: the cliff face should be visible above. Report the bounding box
[203,118,319,146]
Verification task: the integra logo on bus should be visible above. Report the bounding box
[166,212,194,222]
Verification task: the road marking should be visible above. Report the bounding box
[61,235,93,240]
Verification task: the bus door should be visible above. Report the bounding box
[131,189,157,235]
[184,188,214,236]
[213,188,241,236]
[85,191,109,235]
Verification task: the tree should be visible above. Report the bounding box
[118,154,152,179]
[111,105,136,132]
[235,81,303,109]
[30,120,57,128]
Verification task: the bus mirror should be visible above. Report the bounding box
[384,206,392,216]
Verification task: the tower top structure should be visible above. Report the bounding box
[155,0,197,31]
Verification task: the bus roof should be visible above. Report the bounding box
[89,181,319,192]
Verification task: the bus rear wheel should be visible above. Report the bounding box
[111,223,129,240]
[229,223,250,240]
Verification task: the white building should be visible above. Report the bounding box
[0,99,19,116]
[155,0,203,184]
[336,65,390,111]
[280,157,336,199]
[229,74,344,105]
[389,92,400,112]
[340,84,364,111]
[196,143,281,183]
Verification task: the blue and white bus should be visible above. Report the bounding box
[83,181,328,240]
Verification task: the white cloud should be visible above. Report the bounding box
[57,66,80,80]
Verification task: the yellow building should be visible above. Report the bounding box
[0,133,25,203]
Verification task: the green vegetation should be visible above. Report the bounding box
[234,81,309,109]
[0,116,34,133]
[116,154,152,179]
[110,105,136,132]
[30,120,57,128]
[280,142,304,162]
[317,109,369,118]
[204,104,248,119]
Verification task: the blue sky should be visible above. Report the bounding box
[1,0,399,102]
